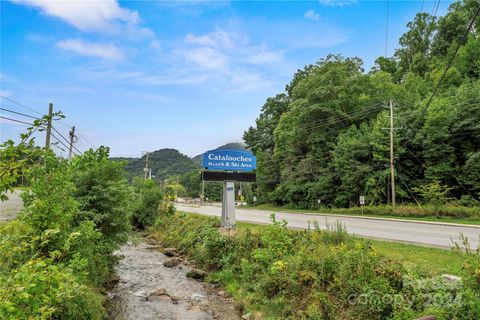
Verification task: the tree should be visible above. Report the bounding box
[71,147,132,246]
[395,13,437,77]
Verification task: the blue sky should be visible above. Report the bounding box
[0,0,453,157]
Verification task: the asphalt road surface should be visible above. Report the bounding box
[0,190,23,222]
[176,204,480,249]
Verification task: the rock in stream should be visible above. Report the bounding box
[107,242,240,320]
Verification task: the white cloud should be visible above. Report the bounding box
[56,39,125,60]
[304,10,320,21]
[185,30,234,49]
[245,51,282,65]
[12,0,152,36]
[174,29,281,92]
[319,0,357,6]
[180,47,228,70]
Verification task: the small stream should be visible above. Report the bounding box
[107,241,241,320]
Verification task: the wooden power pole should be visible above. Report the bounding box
[389,100,396,206]
[143,152,150,180]
[45,103,53,149]
[68,126,76,159]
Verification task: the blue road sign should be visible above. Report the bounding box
[203,149,256,172]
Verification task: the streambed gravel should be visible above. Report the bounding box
[107,241,241,320]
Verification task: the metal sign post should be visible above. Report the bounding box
[360,195,365,214]
[201,149,257,229]
[222,181,236,228]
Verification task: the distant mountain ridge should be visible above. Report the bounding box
[113,142,247,180]
[192,142,248,166]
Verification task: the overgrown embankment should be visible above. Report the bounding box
[149,213,480,320]
[0,148,133,319]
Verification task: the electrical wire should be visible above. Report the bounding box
[385,0,390,56]
[50,131,77,155]
[398,140,476,199]
[51,126,82,155]
[431,0,439,16]
[0,107,40,120]
[76,131,97,149]
[1,98,97,154]
[395,163,425,209]
[0,116,34,126]
[421,3,480,116]
[281,102,386,134]
[0,96,43,116]
[433,0,441,19]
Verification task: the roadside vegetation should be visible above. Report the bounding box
[0,122,172,319]
[246,203,480,225]
[150,212,480,320]
[243,0,480,215]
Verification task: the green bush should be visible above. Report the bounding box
[131,178,164,229]
[0,259,104,320]
[0,146,134,319]
[71,146,131,246]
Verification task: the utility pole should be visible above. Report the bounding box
[175,176,179,202]
[143,151,150,180]
[68,126,76,160]
[45,103,53,149]
[389,100,396,206]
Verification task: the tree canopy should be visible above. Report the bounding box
[244,0,480,208]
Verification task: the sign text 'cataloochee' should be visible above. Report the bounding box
[202,149,257,172]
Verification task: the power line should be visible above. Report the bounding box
[76,131,97,149]
[0,96,43,116]
[421,3,480,115]
[433,0,441,19]
[385,0,390,56]
[420,0,425,13]
[52,126,82,155]
[1,98,94,154]
[51,131,77,155]
[283,102,386,134]
[0,116,34,126]
[399,140,476,200]
[431,0,439,16]
[0,107,40,120]
[395,163,424,209]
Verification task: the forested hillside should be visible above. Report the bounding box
[113,148,199,181]
[244,0,480,209]
[191,142,248,166]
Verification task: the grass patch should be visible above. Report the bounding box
[370,240,464,275]
[237,221,464,276]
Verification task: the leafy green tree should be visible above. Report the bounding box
[131,178,163,229]
[243,94,288,201]
[395,13,437,77]
[244,1,480,208]
[432,0,480,57]
[71,147,131,246]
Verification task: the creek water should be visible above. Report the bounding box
[107,241,241,320]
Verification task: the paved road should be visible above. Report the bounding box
[177,204,480,249]
[0,190,23,222]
